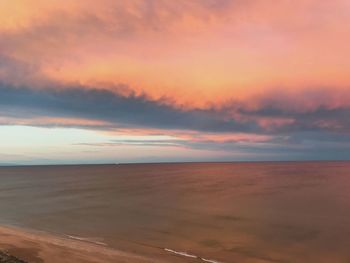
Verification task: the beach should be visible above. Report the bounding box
[0,225,160,263]
[0,225,208,263]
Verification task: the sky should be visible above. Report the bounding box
[1,0,350,164]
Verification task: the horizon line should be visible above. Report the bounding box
[1,159,350,168]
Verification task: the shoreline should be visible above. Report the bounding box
[0,225,164,263]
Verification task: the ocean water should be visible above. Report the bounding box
[0,162,350,262]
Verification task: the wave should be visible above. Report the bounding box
[164,248,197,258]
[67,235,107,246]
[164,248,223,263]
[201,258,223,263]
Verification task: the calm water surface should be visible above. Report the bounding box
[0,162,350,262]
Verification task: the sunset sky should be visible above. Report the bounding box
[1,0,350,164]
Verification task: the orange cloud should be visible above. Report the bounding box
[0,0,350,108]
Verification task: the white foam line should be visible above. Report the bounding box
[164,248,224,263]
[201,258,223,263]
[164,248,198,258]
[67,235,107,246]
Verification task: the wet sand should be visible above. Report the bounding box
[0,225,164,263]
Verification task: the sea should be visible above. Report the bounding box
[0,161,350,262]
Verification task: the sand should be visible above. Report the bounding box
[0,225,167,263]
